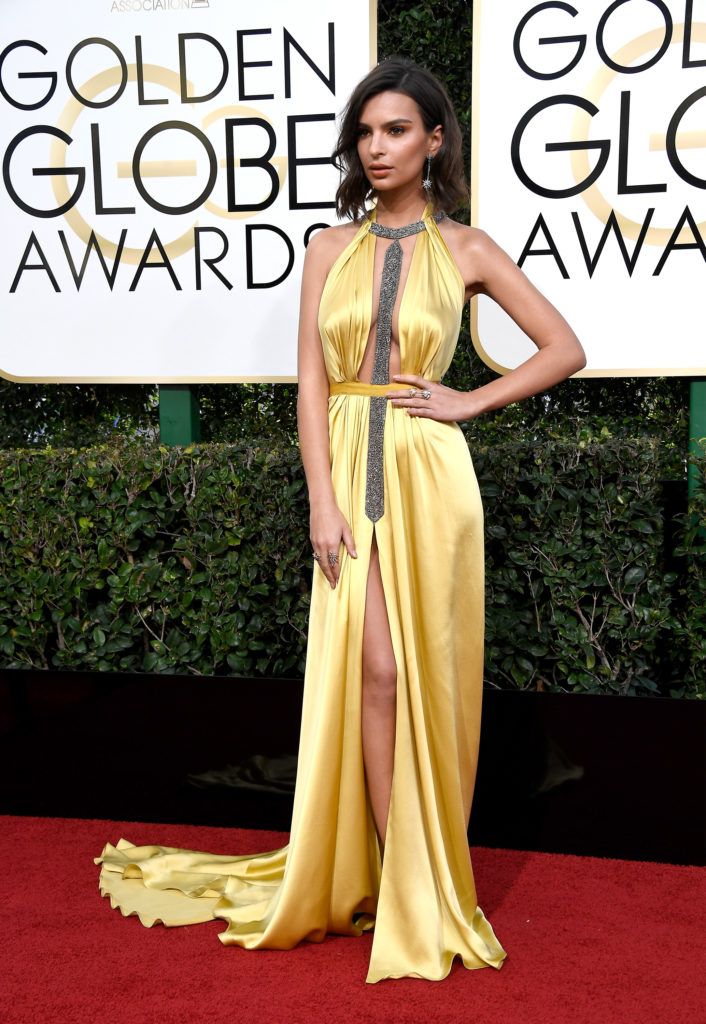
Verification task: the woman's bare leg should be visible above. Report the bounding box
[361,531,397,857]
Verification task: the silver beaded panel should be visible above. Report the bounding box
[363,212,446,521]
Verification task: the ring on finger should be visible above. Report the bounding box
[420,388,431,400]
[327,550,339,566]
[408,388,417,397]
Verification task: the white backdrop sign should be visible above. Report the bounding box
[0,0,375,381]
[472,0,706,376]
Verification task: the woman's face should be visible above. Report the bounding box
[356,90,442,195]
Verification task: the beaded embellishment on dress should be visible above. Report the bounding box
[364,210,446,521]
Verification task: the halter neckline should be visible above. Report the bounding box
[360,202,446,520]
[367,204,446,240]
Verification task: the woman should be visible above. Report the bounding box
[95,58,585,985]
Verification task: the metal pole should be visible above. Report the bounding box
[688,379,706,499]
[158,384,201,445]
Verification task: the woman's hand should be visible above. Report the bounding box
[385,374,478,422]
[310,500,357,589]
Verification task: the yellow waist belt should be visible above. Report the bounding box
[329,380,439,397]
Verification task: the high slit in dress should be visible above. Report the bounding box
[94,203,508,984]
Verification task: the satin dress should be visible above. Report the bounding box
[94,204,508,984]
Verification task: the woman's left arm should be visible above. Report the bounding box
[389,228,587,421]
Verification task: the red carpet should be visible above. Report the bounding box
[1,815,703,1024]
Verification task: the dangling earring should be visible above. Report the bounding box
[422,153,433,192]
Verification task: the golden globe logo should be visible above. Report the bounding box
[472,0,706,377]
[0,0,373,382]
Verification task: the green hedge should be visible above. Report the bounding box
[0,437,703,697]
[672,457,706,692]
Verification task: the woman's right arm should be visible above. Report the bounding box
[296,230,357,590]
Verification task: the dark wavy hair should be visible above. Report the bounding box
[332,57,468,221]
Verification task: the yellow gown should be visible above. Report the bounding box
[94,204,508,984]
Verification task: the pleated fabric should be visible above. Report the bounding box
[94,205,508,984]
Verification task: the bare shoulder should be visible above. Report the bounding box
[437,218,512,296]
[304,221,361,274]
[437,218,498,255]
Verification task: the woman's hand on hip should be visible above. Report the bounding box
[385,374,480,422]
[310,500,357,589]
